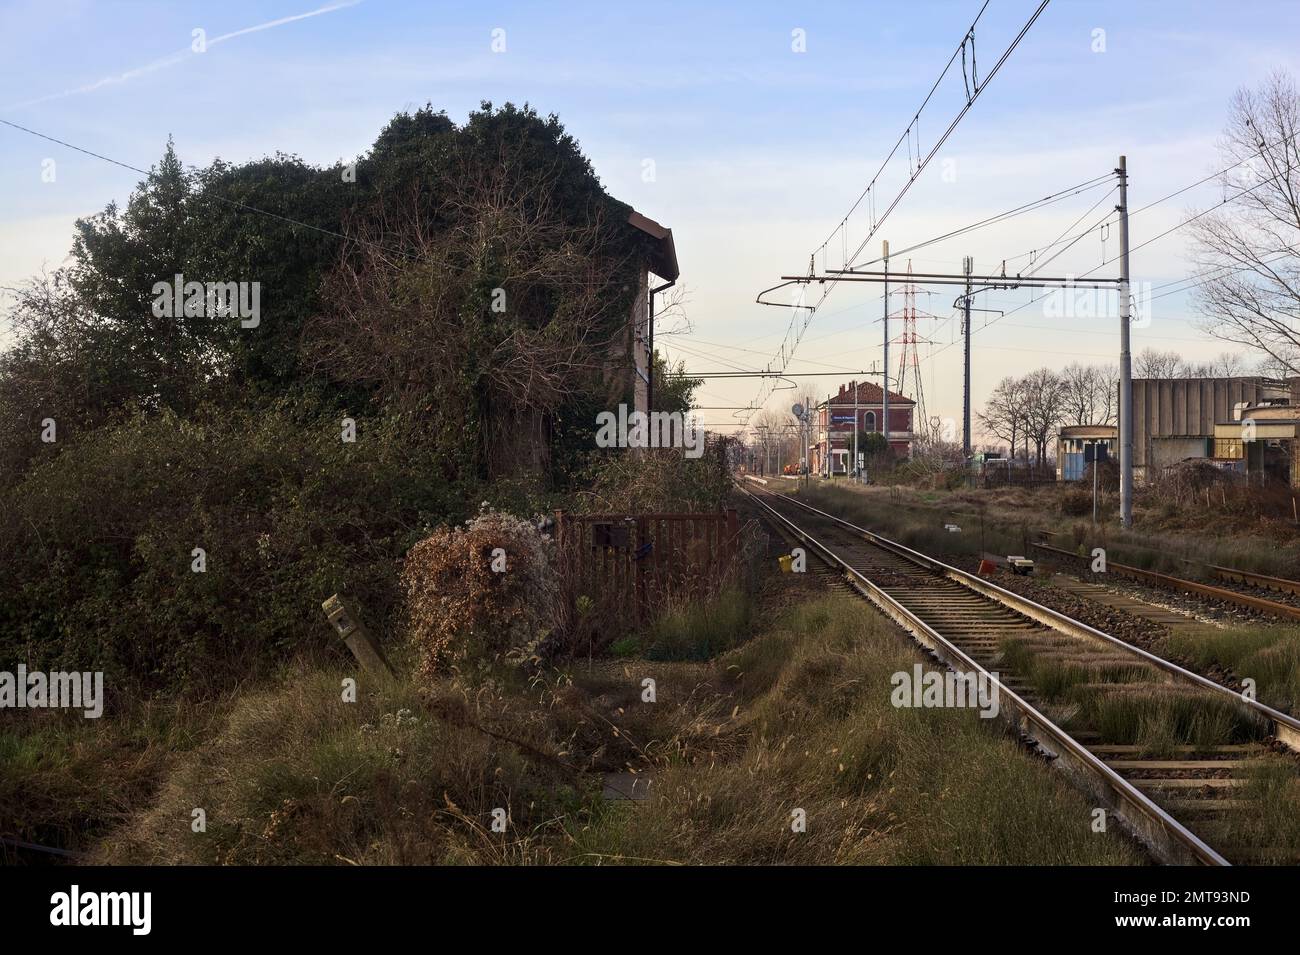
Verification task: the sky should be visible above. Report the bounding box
[2,0,1298,442]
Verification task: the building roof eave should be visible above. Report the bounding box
[627,210,679,282]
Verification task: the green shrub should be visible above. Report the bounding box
[609,636,640,658]
[0,400,463,696]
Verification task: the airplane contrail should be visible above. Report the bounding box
[3,0,363,112]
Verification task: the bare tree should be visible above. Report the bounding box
[1094,362,1119,424]
[977,376,1027,459]
[1134,347,1189,378]
[1185,351,1249,377]
[1189,70,1300,374]
[650,284,692,338]
[1256,351,1297,378]
[1020,367,1067,465]
[1061,362,1118,426]
[749,407,801,473]
[303,160,637,479]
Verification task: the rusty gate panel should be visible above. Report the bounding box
[554,509,740,637]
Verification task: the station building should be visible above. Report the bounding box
[811,381,915,475]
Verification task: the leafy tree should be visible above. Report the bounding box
[651,349,701,415]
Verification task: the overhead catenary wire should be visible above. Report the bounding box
[743,0,1052,431]
[847,173,1116,271]
[921,130,1300,373]
[912,123,1300,343]
[811,0,995,256]
[1078,173,1284,279]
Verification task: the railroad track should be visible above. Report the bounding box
[741,482,1300,867]
[1031,539,1300,621]
[1202,562,1300,598]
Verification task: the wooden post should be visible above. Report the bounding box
[322,594,394,680]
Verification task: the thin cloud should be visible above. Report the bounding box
[3,0,362,112]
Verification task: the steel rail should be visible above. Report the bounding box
[1036,526,1300,600]
[767,490,1300,752]
[1204,562,1300,597]
[741,484,1231,866]
[1031,541,1300,625]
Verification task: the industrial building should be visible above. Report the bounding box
[1133,377,1300,486]
[1211,396,1300,486]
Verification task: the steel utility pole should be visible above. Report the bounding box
[1117,155,1133,527]
[882,240,890,468]
[824,389,832,478]
[962,255,973,458]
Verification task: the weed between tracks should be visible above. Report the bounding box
[799,481,1300,717]
[1070,688,1261,755]
[1161,624,1300,714]
[992,635,1262,755]
[999,637,1154,699]
[1223,762,1300,863]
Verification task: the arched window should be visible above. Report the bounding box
[865,411,877,433]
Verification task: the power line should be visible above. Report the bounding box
[848,173,1116,270]
[841,0,1051,270]
[938,149,1298,367]
[812,0,994,255]
[668,337,884,374]
[743,0,1053,433]
[1078,173,1282,278]
[1127,126,1300,218]
[1021,189,1119,277]
[1146,245,1300,304]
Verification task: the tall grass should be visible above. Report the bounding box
[1220,761,1300,863]
[86,594,1144,865]
[570,596,1144,865]
[95,664,588,865]
[642,587,752,660]
[0,698,224,862]
[1161,624,1300,713]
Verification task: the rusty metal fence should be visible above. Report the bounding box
[554,509,741,635]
